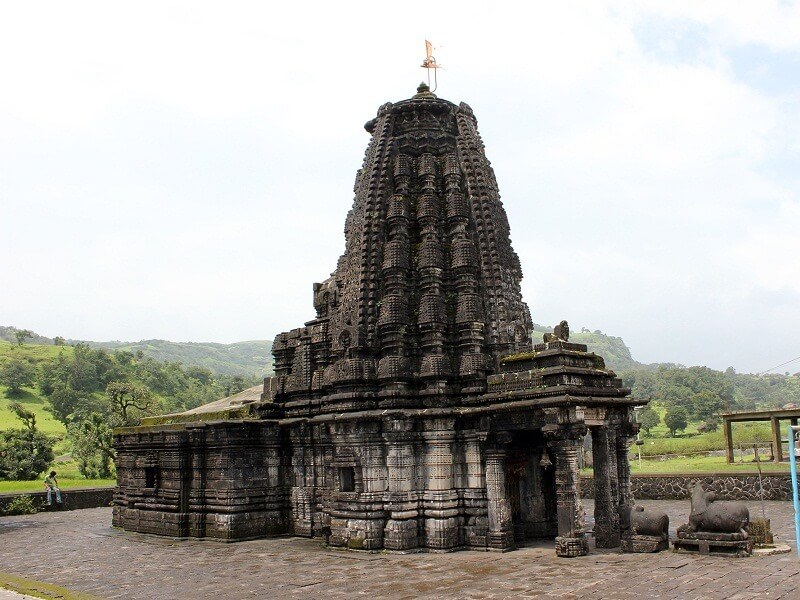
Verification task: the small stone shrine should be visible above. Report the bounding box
[674,483,753,556]
[113,83,646,557]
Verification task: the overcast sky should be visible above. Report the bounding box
[2,1,799,374]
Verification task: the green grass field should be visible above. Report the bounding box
[637,403,774,457]
[0,340,71,436]
[626,453,789,474]
[0,478,115,493]
[0,458,114,493]
[0,389,67,436]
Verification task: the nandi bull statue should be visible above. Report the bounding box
[622,505,670,553]
[674,483,753,556]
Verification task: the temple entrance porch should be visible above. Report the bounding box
[503,430,558,545]
[483,407,637,557]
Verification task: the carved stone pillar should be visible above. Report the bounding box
[545,424,588,557]
[461,430,488,548]
[288,425,313,537]
[383,418,419,551]
[422,418,459,550]
[616,415,639,543]
[591,426,619,548]
[463,432,485,490]
[486,433,514,551]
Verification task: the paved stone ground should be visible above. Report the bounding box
[0,592,34,600]
[0,501,798,599]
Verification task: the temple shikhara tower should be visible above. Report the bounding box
[113,84,644,557]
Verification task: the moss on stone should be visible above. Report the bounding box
[139,405,255,426]
[347,537,365,550]
[0,571,99,600]
[500,351,538,363]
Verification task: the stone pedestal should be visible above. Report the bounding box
[621,534,669,553]
[674,530,754,557]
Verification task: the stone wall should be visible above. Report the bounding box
[0,487,114,514]
[581,473,793,501]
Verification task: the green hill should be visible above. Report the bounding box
[1,327,273,378]
[0,326,56,346]
[0,340,69,436]
[81,339,273,378]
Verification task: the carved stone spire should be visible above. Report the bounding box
[272,86,534,410]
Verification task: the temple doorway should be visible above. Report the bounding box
[504,430,558,544]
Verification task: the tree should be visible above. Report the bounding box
[0,429,55,480]
[692,390,725,422]
[8,401,36,431]
[48,387,85,424]
[0,358,36,395]
[106,381,155,425]
[636,405,660,435]
[38,352,71,396]
[664,406,689,437]
[222,375,247,397]
[67,413,114,478]
[14,329,33,346]
[53,336,66,346]
[0,397,54,480]
[70,343,100,392]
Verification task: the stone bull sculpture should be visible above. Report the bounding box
[631,506,669,537]
[622,506,670,552]
[674,483,753,556]
[685,483,749,535]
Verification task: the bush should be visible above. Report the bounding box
[3,495,39,515]
[697,419,720,433]
[0,429,55,480]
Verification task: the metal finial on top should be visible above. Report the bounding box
[420,40,441,93]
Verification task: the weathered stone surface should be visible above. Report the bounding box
[581,473,794,501]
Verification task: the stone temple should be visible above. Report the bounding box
[113,83,645,557]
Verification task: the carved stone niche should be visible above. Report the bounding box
[139,452,159,493]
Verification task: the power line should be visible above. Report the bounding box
[756,355,800,376]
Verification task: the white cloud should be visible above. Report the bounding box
[1,1,799,372]
[628,0,800,52]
